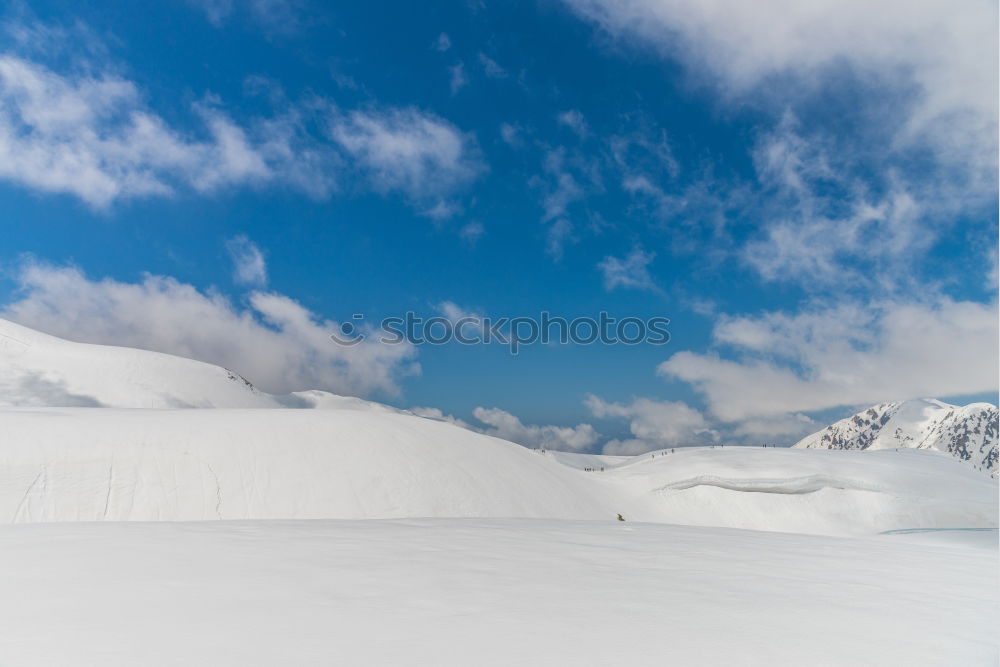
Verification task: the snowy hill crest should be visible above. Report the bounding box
[0,318,397,411]
[793,399,998,476]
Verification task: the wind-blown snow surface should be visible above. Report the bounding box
[793,398,999,476]
[0,519,995,667]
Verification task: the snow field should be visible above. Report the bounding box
[0,519,994,667]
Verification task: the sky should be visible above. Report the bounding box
[0,0,997,454]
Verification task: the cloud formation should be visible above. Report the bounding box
[585,394,718,454]
[225,235,268,287]
[432,33,451,52]
[562,0,998,289]
[478,53,508,80]
[562,0,997,169]
[472,406,601,451]
[0,24,485,216]
[598,247,657,291]
[556,110,588,138]
[412,404,601,452]
[659,298,1000,422]
[0,55,325,207]
[1,262,418,397]
[189,0,310,35]
[448,63,468,95]
[329,106,485,216]
[739,115,949,287]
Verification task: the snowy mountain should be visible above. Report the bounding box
[0,317,394,411]
[792,398,998,476]
[1,407,996,534]
[0,318,996,535]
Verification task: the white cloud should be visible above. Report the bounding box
[421,200,464,221]
[561,0,997,172]
[432,33,452,52]
[478,53,507,79]
[533,147,595,223]
[410,404,601,452]
[0,24,485,215]
[529,129,685,261]
[1,262,418,397]
[2,17,109,61]
[621,174,672,213]
[562,0,998,289]
[472,406,601,452]
[740,116,938,286]
[659,298,1000,422]
[448,63,468,95]
[189,0,233,26]
[225,235,268,287]
[987,247,999,293]
[419,393,816,452]
[539,171,584,223]
[597,247,657,291]
[459,220,485,245]
[0,54,335,207]
[329,106,485,215]
[189,0,308,35]
[434,301,486,337]
[557,110,588,138]
[546,219,574,260]
[609,128,678,180]
[499,122,524,148]
[729,413,817,441]
[584,394,718,454]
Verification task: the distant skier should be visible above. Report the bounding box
[616,513,625,522]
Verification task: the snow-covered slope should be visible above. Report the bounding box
[0,319,996,535]
[1,407,995,535]
[793,398,999,476]
[0,318,392,410]
[598,445,997,535]
[0,407,613,523]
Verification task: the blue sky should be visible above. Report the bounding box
[0,0,997,453]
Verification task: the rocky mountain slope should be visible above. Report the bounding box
[793,399,998,476]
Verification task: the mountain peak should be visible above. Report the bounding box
[793,399,998,476]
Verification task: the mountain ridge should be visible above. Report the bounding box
[792,398,998,476]
[0,317,396,411]
[3,317,998,478]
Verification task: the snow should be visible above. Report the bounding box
[0,317,393,410]
[0,519,994,667]
[602,446,997,535]
[793,398,999,475]
[0,318,997,664]
[0,407,613,522]
[1,407,995,536]
[538,448,633,470]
